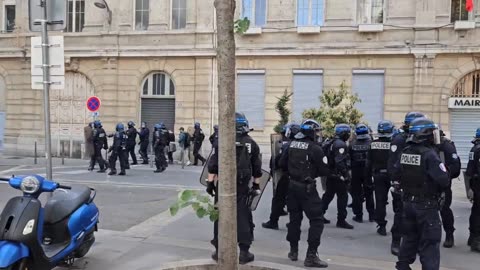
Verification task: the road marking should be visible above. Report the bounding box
[0,165,28,174]
[56,170,90,175]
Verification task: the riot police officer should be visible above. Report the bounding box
[262,123,300,230]
[208,112,262,265]
[126,121,138,165]
[193,122,206,166]
[92,120,108,173]
[278,119,330,268]
[366,120,395,236]
[350,123,374,223]
[138,122,150,164]
[436,130,461,248]
[395,118,450,270]
[388,111,425,255]
[108,123,128,176]
[209,125,219,146]
[465,128,480,252]
[153,123,169,173]
[322,124,354,229]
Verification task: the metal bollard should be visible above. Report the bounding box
[61,141,65,165]
[34,141,37,165]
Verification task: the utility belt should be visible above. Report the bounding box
[403,193,438,203]
[373,168,388,174]
[290,176,316,185]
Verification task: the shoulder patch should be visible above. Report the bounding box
[439,163,447,172]
[323,156,328,164]
[339,148,345,154]
[470,152,475,161]
[391,145,397,153]
[452,153,458,159]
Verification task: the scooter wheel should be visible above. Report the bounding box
[74,232,95,258]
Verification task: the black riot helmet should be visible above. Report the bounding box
[377,120,395,138]
[128,121,135,128]
[407,118,440,145]
[355,123,370,140]
[286,123,301,140]
[335,124,351,141]
[236,112,250,134]
[403,112,425,132]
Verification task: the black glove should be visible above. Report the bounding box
[107,147,113,153]
[251,182,261,196]
[206,181,216,197]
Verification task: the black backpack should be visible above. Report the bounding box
[184,133,191,148]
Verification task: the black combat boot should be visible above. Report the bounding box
[443,232,454,248]
[239,248,254,265]
[391,237,401,256]
[304,249,328,268]
[118,170,126,176]
[108,170,116,176]
[97,168,106,173]
[377,225,387,236]
[468,234,473,246]
[288,245,298,261]
[336,220,354,229]
[472,236,480,253]
[352,215,363,223]
[262,220,279,230]
[321,217,330,224]
[211,250,218,261]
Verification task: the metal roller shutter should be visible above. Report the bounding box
[141,98,176,132]
[292,72,323,122]
[237,73,265,129]
[352,72,385,128]
[450,109,480,168]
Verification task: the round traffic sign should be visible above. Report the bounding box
[86,96,101,112]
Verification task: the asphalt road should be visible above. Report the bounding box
[0,156,478,269]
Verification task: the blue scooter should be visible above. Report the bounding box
[0,175,99,270]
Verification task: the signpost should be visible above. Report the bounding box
[87,96,101,121]
[29,0,67,180]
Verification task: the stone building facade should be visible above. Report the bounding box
[0,0,480,164]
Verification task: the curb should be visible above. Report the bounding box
[156,259,306,270]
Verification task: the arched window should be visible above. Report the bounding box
[142,72,175,97]
[452,70,480,98]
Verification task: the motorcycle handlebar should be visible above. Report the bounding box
[0,177,9,182]
[57,184,72,190]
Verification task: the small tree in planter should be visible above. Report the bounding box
[302,81,363,138]
[273,89,293,134]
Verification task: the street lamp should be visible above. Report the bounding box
[94,0,112,25]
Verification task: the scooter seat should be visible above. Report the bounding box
[44,185,91,224]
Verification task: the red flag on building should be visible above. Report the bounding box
[466,0,474,12]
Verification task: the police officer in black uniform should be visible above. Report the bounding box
[207,112,262,265]
[138,122,150,164]
[322,124,354,229]
[366,120,395,236]
[126,121,138,165]
[92,120,108,173]
[153,123,169,173]
[108,123,128,176]
[262,123,300,230]
[193,122,206,166]
[388,111,425,255]
[350,123,374,223]
[279,119,330,268]
[209,125,219,146]
[395,118,450,270]
[465,128,480,252]
[436,130,461,248]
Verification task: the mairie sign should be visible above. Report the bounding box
[448,97,480,109]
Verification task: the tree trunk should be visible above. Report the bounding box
[214,0,238,269]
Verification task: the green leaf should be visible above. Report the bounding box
[197,195,211,204]
[234,17,251,34]
[210,209,219,222]
[181,190,195,201]
[192,202,201,211]
[196,207,207,218]
[169,202,180,216]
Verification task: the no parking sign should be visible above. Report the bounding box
[86,96,101,112]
